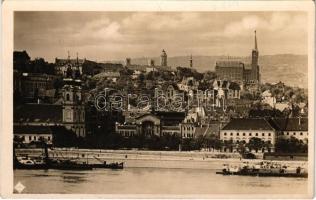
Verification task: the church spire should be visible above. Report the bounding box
[254,30,258,51]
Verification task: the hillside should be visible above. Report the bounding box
[117,54,307,88]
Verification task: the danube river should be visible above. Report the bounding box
[14,159,308,195]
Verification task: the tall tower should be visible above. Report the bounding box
[62,82,86,137]
[251,30,259,83]
[190,55,193,68]
[160,49,167,67]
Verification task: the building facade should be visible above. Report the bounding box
[55,53,85,78]
[14,125,53,145]
[116,112,185,137]
[220,118,276,152]
[271,118,308,143]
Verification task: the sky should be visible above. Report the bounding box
[14,11,308,62]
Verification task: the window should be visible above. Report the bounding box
[268,133,271,136]
[66,93,70,101]
[243,133,246,136]
[230,133,233,136]
[48,136,50,141]
[224,132,227,136]
[287,132,289,135]
[33,136,36,140]
[262,133,265,136]
[293,132,296,135]
[236,133,239,136]
[249,133,252,136]
[300,132,303,136]
[29,136,32,141]
[255,133,258,136]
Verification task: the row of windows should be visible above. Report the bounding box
[21,135,51,141]
[182,126,194,131]
[222,138,272,143]
[223,132,272,137]
[280,132,306,136]
[118,130,135,137]
[183,133,194,138]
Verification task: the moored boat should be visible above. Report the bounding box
[216,161,308,178]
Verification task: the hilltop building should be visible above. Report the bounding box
[215,31,260,90]
[125,50,172,72]
[15,72,57,99]
[55,52,85,78]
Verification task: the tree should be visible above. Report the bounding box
[246,137,265,152]
[275,136,308,153]
[236,140,246,154]
[223,139,234,152]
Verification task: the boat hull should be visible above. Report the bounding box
[216,171,308,178]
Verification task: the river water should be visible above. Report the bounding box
[13,159,308,195]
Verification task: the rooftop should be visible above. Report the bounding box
[270,118,308,131]
[222,118,275,131]
[14,104,63,123]
[14,125,52,135]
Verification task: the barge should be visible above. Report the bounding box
[216,162,308,178]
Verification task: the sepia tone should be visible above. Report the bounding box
[0,1,314,198]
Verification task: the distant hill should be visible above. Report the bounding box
[117,54,308,88]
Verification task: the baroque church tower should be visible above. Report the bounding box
[62,80,86,137]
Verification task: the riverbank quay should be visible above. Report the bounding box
[15,148,307,169]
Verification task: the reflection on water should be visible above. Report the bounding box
[14,167,308,194]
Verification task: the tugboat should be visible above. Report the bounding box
[216,161,308,178]
[14,143,123,170]
[14,142,92,170]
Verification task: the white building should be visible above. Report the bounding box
[272,118,308,143]
[14,125,53,144]
[220,118,276,152]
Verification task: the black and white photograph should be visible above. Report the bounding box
[0,1,315,198]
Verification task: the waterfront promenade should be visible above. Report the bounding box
[15,148,307,169]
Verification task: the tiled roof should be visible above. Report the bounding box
[14,125,52,135]
[270,118,308,131]
[14,104,62,123]
[222,118,274,131]
[154,111,186,120]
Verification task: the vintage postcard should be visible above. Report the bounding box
[1,0,315,198]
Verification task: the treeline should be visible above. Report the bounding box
[14,51,55,75]
[77,133,224,151]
